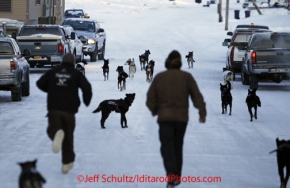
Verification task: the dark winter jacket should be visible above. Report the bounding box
[36,62,92,113]
[146,51,206,123]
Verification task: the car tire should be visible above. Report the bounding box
[98,43,105,60]
[249,75,258,90]
[22,73,30,97]
[90,44,98,62]
[241,66,249,85]
[90,52,97,62]
[11,85,22,101]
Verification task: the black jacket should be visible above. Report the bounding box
[36,63,92,113]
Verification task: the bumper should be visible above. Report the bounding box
[230,61,242,71]
[82,44,96,54]
[27,55,63,63]
[0,76,18,88]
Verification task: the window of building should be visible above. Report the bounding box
[0,0,11,12]
[36,0,41,5]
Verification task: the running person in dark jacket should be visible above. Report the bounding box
[146,50,206,188]
[36,53,92,174]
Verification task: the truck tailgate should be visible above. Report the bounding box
[0,57,13,75]
[17,35,62,55]
[256,49,290,66]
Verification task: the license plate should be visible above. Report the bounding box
[274,68,286,72]
[34,56,42,59]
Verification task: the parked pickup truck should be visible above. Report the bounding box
[239,32,290,89]
[222,24,270,80]
[0,35,30,101]
[62,18,106,62]
[12,25,70,67]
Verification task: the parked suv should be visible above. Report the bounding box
[61,18,106,62]
[64,9,89,19]
[222,24,270,80]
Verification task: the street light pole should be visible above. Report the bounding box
[225,0,229,30]
[218,0,223,22]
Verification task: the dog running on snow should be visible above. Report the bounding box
[102,59,109,81]
[139,49,150,71]
[116,66,128,91]
[145,60,155,83]
[269,138,290,188]
[92,93,136,129]
[222,67,233,89]
[124,58,136,79]
[245,88,261,121]
[185,51,195,69]
[18,159,46,188]
[220,80,232,115]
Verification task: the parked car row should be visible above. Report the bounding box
[0,13,106,101]
[222,24,290,89]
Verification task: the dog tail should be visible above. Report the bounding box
[269,149,278,154]
[269,144,290,154]
[92,105,101,113]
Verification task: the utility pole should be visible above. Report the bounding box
[251,0,262,15]
[56,0,61,25]
[225,0,229,30]
[49,0,52,24]
[218,0,223,22]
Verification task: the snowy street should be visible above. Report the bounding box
[1,0,290,187]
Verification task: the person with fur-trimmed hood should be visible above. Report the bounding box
[36,53,92,174]
[146,50,206,188]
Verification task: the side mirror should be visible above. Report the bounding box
[222,42,229,47]
[71,32,76,40]
[23,49,31,56]
[227,31,233,36]
[224,39,231,42]
[222,39,231,46]
[98,28,104,33]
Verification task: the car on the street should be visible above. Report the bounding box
[0,35,30,101]
[64,9,90,19]
[222,24,271,80]
[13,24,71,67]
[62,25,85,63]
[61,18,106,62]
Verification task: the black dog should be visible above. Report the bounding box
[269,138,290,188]
[139,49,150,71]
[116,66,128,91]
[185,51,195,69]
[92,93,136,129]
[145,60,155,83]
[102,59,109,81]
[220,80,232,115]
[18,159,46,188]
[245,88,261,121]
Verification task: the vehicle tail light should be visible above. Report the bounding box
[58,43,63,53]
[10,61,16,71]
[230,47,235,62]
[251,51,256,64]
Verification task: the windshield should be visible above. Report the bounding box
[250,33,290,49]
[233,34,253,43]
[65,10,84,17]
[20,27,60,36]
[0,42,14,55]
[271,34,290,48]
[62,20,95,32]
